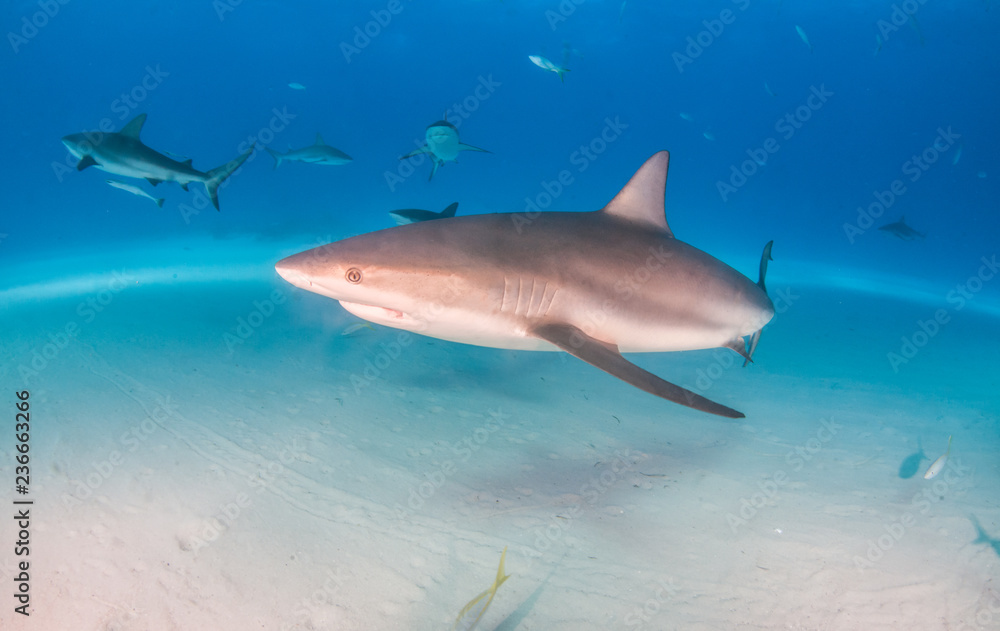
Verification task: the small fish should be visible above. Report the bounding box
[679,112,693,122]
[452,547,510,631]
[105,179,164,208]
[795,25,813,53]
[528,55,570,82]
[874,33,884,56]
[341,322,375,336]
[908,14,925,46]
[923,435,952,480]
[952,144,963,165]
[897,439,927,479]
[702,131,715,141]
[619,0,627,21]
[288,82,306,90]
[764,82,776,97]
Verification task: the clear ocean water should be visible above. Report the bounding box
[1,1,998,629]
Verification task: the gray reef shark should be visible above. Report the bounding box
[266,134,353,168]
[276,151,774,417]
[61,113,254,211]
[389,202,459,226]
[400,119,489,181]
[879,216,925,240]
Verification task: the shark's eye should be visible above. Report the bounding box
[345,268,363,284]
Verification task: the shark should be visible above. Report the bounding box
[276,151,775,417]
[400,119,489,181]
[388,202,459,226]
[266,134,353,169]
[879,216,926,240]
[528,55,571,82]
[61,113,254,211]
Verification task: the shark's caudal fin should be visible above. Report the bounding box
[531,322,745,418]
[600,151,673,235]
[441,202,459,218]
[205,145,255,211]
[265,147,284,169]
[743,240,774,367]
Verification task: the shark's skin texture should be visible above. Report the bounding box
[389,202,459,226]
[266,133,352,168]
[400,120,489,181]
[277,152,774,417]
[61,113,253,211]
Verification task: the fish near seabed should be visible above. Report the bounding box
[266,134,353,169]
[400,118,490,181]
[61,113,254,211]
[276,151,776,417]
[923,435,952,480]
[451,547,510,631]
[878,216,926,240]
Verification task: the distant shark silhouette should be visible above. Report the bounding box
[266,134,352,169]
[400,118,489,181]
[276,152,774,417]
[879,216,925,240]
[389,202,459,226]
[61,114,253,211]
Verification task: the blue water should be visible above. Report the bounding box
[2,1,999,629]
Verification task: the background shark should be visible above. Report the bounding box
[276,151,774,418]
[879,216,926,240]
[266,133,353,168]
[388,202,459,225]
[61,113,253,211]
[400,119,489,181]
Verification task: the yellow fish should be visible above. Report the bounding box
[452,547,511,631]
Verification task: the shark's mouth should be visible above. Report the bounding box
[338,300,418,327]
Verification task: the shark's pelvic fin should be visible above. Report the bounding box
[531,322,744,418]
[600,151,673,236]
[120,113,147,139]
[441,202,459,218]
[77,155,98,171]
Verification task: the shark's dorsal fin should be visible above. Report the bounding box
[601,151,673,236]
[315,133,325,145]
[120,114,147,139]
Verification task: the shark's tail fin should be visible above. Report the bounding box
[205,145,255,211]
[441,202,459,218]
[266,147,283,170]
[743,240,774,367]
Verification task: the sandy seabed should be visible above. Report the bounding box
[0,242,997,631]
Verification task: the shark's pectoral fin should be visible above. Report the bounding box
[458,142,491,153]
[743,239,775,367]
[530,322,745,418]
[400,146,430,160]
[76,155,98,171]
[147,178,162,186]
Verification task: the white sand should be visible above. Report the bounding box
[1,240,998,630]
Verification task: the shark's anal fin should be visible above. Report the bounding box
[530,322,745,418]
[77,155,98,171]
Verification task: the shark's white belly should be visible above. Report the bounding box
[427,132,460,162]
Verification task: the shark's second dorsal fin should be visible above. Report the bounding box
[601,151,673,236]
[315,133,325,145]
[120,113,147,139]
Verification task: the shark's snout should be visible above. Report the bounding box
[275,257,312,289]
